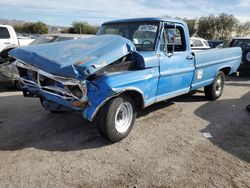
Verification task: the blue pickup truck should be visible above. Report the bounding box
[9,18,242,142]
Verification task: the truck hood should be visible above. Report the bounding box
[9,35,136,79]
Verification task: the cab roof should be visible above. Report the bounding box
[102,17,186,25]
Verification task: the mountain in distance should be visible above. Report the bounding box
[0,18,69,33]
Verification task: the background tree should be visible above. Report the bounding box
[183,19,197,36]
[197,13,238,40]
[68,21,99,34]
[14,21,48,34]
[197,15,217,40]
[31,22,49,34]
[235,21,250,37]
[215,13,238,40]
[14,23,33,33]
[161,14,248,39]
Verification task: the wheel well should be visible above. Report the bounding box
[219,67,231,75]
[91,90,144,121]
[121,90,144,108]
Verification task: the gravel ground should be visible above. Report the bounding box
[0,75,249,188]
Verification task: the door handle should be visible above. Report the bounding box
[186,55,194,60]
[4,42,11,45]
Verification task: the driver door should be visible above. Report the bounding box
[155,23,195,101]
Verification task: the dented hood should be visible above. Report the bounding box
[9,35,136,79]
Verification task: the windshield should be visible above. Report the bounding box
[30,36,55,45]
[97,22,159,51]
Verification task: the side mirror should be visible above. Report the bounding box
[190,41,194,47]
[167,52,173,58]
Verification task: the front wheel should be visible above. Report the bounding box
[96,94,137,142]
[204,71,225,100]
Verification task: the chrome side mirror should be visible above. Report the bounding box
[167,52,173,58]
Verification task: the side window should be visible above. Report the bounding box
[162,24,186,52]
[0,27,10,39]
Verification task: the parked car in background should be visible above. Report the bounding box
[226,37,250,70]
[0,33,93,88]
[29,33,93,45]
[9,18,242,142]
[190,37,210,51]
[207,40,224,48]
[215,43,224,48]
[0,25,34,52]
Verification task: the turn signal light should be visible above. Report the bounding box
[71,101,86,108]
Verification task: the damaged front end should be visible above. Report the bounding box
[0,46,20,87]
[15,61,88,111]
[9,34,139,114]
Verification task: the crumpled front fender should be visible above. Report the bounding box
[83,67,159,121]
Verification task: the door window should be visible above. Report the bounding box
[161,24,186,52]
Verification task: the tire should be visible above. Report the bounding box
[96,94,137,142]
[242,50,250,65]
[247,104,250,112]
[204,71,225,100]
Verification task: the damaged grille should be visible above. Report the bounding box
[15,61,87,102]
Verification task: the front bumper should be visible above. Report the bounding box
[15,60,88,110]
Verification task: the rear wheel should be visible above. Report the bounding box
[204,71,225,100]
[96,94,137,142]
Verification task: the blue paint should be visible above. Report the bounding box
[9,18,242,122]
[9,35,136,79]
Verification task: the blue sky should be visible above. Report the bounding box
[0,0,249,26]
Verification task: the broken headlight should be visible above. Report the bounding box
[15,61,88,102]
[68,84,87,101]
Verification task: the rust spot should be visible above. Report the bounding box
[74,57,93,66]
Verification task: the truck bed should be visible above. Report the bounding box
[191,47,242,90]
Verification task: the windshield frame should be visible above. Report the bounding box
[97,21,160,51]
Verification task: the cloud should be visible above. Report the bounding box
[238,0,250,8]
[0,0,249,26]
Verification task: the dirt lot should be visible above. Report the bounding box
[0,75,249,188]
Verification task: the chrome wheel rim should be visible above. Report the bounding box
[215,75,224,96]
[115,102,133,133]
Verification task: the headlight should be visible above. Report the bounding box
[69,83,87,101]
[70,85,83,99]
